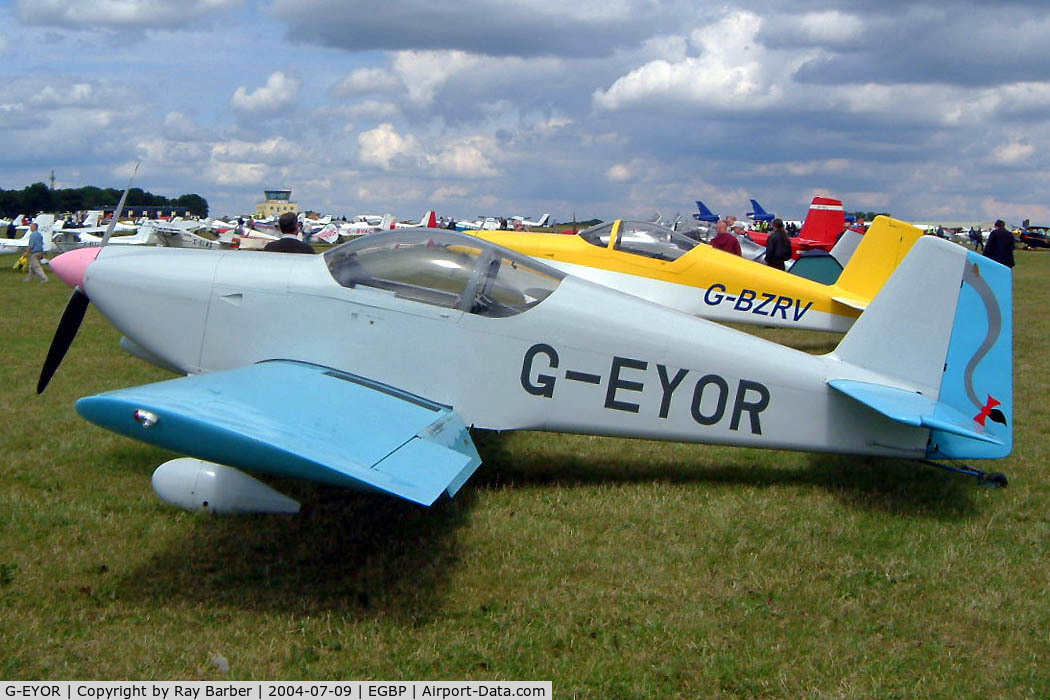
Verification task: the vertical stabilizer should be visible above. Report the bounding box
[693,201,719,223]
[828,236,1012,459]
[833,216,924,303]
[799,196,846,246]
[747,199,774,222]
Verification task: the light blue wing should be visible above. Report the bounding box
[75,360,481,506]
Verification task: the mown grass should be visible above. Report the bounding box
[1,248,1048,697]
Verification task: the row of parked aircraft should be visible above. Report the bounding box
[26,171,1012,517]
[0,209,451,256]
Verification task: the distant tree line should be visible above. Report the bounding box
[0,182,209,218]
[850,211,889,222]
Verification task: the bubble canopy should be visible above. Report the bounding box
[579,220,699,261]
[324,228,565,317]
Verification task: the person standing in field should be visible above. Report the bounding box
[983,219,1015,268]
[23,222,48,282]
[764,218,792,270]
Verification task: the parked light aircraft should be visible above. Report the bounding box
[512,213,552,228]
[51,225,161,252]
[465,216,922,333]
[693,201,720,223]
[0,214,26,231]
[747,199,775,223]
[145,221,220,249]
[746,196,848,258]
[38,225,1010,513]
[0,215,58,255]
[342,214,396,236]
[394,211,438,230]
[311,223,342,245]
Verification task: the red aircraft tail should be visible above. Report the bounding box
[797,196,847,247]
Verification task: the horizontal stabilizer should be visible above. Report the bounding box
[830,294,868,311]
[828,379,1002,445]
[76,360,482,506]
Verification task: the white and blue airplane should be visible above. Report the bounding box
[38,227,1012,514]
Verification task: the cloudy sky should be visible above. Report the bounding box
[2,0,1048,223]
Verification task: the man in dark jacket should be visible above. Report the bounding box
[764,218,792,270]
[983,219,1015,268]
[264,212,315,254]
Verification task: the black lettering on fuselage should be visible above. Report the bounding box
[730,380,770,434]
[657,365,688,418]
[605,356,647,413]
[691,374,729,425]
[520,344,771,434]
[521,343,558,397]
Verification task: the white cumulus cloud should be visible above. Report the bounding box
[230,71,301,116]
[593,10,801,111]
[392,50,481,105]
[432,142,498,178]
[358,123,424,170]
[333,67,402,97]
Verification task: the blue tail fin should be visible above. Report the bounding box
[829,237,1012,460]
[747,199,774,222]
[927,250,1012,458]
[693,200,719,222]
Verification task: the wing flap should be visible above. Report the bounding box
[828,378,1002,445]
[75,360,482,505]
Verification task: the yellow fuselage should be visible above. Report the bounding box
[466,217,922,333]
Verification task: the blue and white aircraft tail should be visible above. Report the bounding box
[693,200,719,223]
[747,199,775,223]
[828,237,1012,461]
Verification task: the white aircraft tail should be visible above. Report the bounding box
[829,235,1012,460]
[379,214,396,230]
[828,229,863,267]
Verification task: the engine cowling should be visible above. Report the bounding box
[152,458,301,515]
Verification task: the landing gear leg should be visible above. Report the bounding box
[918,459,1008,488]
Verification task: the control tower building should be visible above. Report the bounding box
[255,189,299,218]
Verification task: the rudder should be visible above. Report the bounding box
[829,236,1012,459]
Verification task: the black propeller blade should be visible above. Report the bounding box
[36,159,140,394]
[37,288,90,394]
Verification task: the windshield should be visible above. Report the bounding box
[579,221,697,261]
[579,222,614,248]
[324,229,565,317]
[614,221,698,261]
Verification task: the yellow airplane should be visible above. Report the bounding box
[464,215,923,333]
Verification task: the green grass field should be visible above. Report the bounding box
[2,247,1048,697]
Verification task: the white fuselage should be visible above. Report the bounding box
[82,246,927,458]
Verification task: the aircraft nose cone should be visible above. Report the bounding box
[51,247,100,289]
